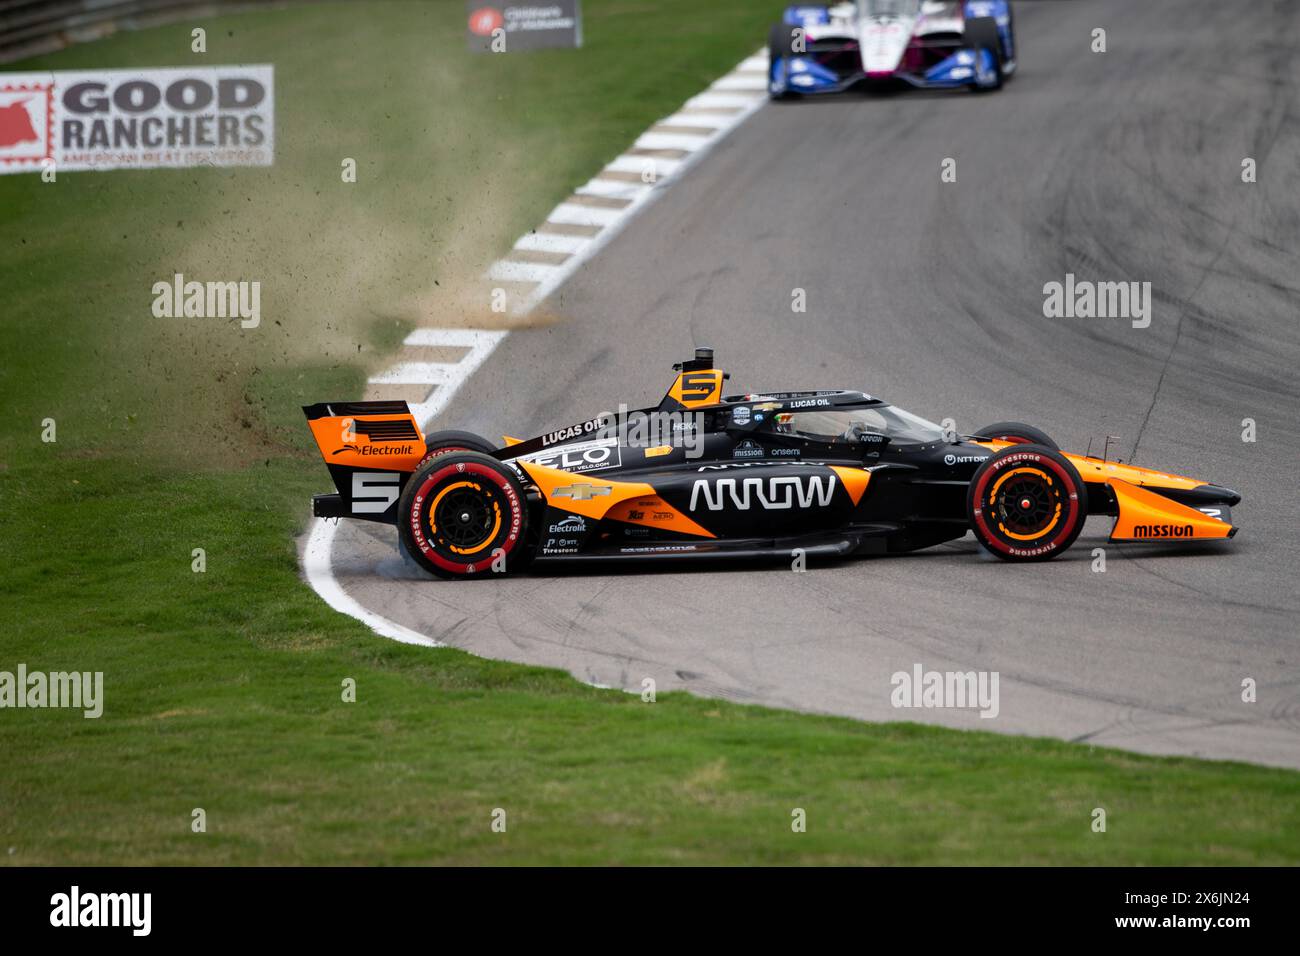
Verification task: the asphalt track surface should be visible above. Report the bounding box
[324,0,1300,768]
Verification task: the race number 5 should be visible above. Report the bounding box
[352,472,400,514]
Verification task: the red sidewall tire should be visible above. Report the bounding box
[399,453,527,579]
[967,445,1087,561]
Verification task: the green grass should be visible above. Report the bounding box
[2,0,1298,865]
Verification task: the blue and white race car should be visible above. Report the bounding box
[769,0,1016,97]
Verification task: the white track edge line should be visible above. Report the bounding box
[303,519,444,647]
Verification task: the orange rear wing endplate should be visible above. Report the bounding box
[303,401,427,522]
[1108,479,1235,542]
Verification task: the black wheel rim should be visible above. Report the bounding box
[434,486,495,549]
[994,473,1058,537]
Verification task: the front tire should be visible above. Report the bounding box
[966,444,1087,561]
[397,452,529,579]
[768,23,799,100]
[964,16,1004,91]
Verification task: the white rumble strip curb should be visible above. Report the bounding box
[303,49,770,643]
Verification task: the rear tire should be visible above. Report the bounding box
[419,429,496,465]
[397,452,529,579]
[972,421,1059,451]
[400,430,501,571]
[967,444,1087,561]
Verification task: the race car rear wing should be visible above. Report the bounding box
[302,401,426,523]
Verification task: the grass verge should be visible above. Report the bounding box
[1,0,1297,864]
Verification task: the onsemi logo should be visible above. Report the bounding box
[151,274,260,329]
[689,474,836,511]
[891,664,1000,719]
[1042,273,1152,329]
[50,886,151,936]
[1133,523,1194,538]
[0,665,102,718]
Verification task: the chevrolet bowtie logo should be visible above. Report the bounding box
[553,484,611,501]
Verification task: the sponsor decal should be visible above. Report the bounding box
[0,66,273,174]
[468,7,505,35]
[552,483,610,500]
[620,545,698,554]
[517,438,620,473]
[1132,523,1194,538]
[644,444,671,459]
[541,532,581,554]
[699,460,817,471]
[467,1,583,52]
[787,397,831,408]
[731,406,751,425]
[541,415,611,447]
[944,453,988,466]
[690,474,837,512]
[733,439,764,459]
[548,515,586,534]
[332,443,416,457]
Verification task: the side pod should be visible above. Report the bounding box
[1108,479,1236,542]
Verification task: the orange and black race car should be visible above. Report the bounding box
[303,348,1241,578]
